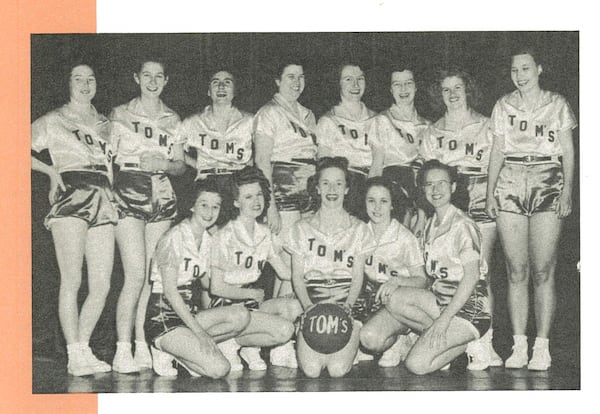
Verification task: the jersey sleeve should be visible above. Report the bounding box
[315,115,338,153]
[284,221,305,256]
[108,107,124,154]
[171,114,185,145]
[419,127,437,161]
[367,117,383,150]
[31,115,49,152]
[454,221,482,265]
[153,230,182,270]
[489,99,507,138]
[556,95,578,132]
[253,106,278,139]
[177,118,192,151]
[356,221,377,256]
[402,229,425,268]
[210,230,231,272]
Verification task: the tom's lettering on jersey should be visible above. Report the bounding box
[365,255,400,277]
[507,115,556,142]
[307,238,355,268]
[435,136,484,160]
[183,257,206,278]
[234,251,265,271]
[337,124,368,145]
[307,314,349,334]
[131,121,169,146]
[72,129,113,163]
[196,134,246,160]
[394,127,418,145]
[290,121,317,145]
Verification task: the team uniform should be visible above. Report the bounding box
[145,220,211,346]
[286,213,375,317]
[254,93,317,213]
[354,219,424,322]
[110,97,182,222]
[372,106,430,207]
[31,104,118,230]
[421,112,493,224]
[423,204,490,337]
[209,218,279,309]
[316,104,379,219]
[179,105,253,184]
[490,90,577,216]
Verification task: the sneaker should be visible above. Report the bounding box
[440,363,451,371]
[353,349,373,365]
[240,347,267,371]
[378,336,408,368]
[67,347,96,377]
[481,330,503,367]
[270,341,298,369]
[150,347,177,377]
[505,343,528,369]
[81,346,111,373]
[217,339,243,372]
[112,348,140,374]
[527,344,551,371]
[173,357,202,377]
[466,340,490,371]
[134,341,153,369]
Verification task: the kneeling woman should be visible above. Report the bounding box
[385,160,491,374]
[209,166,299,371]
[287,157,375,378]
[145,180,250,378]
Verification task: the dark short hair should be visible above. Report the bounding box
[416,159,458,187]
[364,176,407,223]
[229,166,272,220]
[134,55,168,77]
[307,156,351,211]
[429,67,482,114]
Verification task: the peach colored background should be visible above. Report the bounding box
[2,0,97,412]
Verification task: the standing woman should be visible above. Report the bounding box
[287,157,375,378]
[357,177,428,368]
[316,63,379,221]
[421,68,502,369]
[31,63,117,376]
[209,166,298,371]
[145,179,250,378]
[384,160,492,374]
[254,62,318,300]
[110,58,186,373]
[370,68,430,234]
[486,48,576,370]
[180,70,253,197]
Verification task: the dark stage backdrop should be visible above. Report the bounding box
[31,32,579,359]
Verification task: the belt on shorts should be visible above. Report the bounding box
[291,158,316,165]
[349,166,369,175]
[458,166,484,173]
[410,160,423,169]
[505,155,562,164]
[198,167,239,175]
[122,162,140,169]
[65,164,108,172]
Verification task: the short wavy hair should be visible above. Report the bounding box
[229,166,272,220]
[428,67,482,115]
[364,176,407,223]
[307,156,351,211]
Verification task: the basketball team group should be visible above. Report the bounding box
[31,44,577,380]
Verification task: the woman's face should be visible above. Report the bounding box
[135,61,168,99]
[192,191,222,228]
[208,71,235,105]
[423,168,455,210]
[69,65,96,104]
[511,53,542,93]
[340,65,366,102]
[441,75,467,111]
[366,185,392,225]
[390,70,416,106]
[317,167,348,209]
[234,182,265,220]
[276,64,305,102]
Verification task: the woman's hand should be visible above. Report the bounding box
[557,191,572,218]
[140,152,167,172]
[48,170,66,205]
[250,288,265,304]
[422,315,451,349]
[375,279,400,305]
[485,195,499,219]
[267,206,282,235]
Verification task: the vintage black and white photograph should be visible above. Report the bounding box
[31,31,579,394]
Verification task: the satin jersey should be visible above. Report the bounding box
[317,102,379,169]
[421,111,492,174]
[364,219,424,283]
[253,93,317,162]
[110,97,182,166]
[211,219,277,286]
[423,205,487,297]
[179,105,253,174]
[31,105,113,175]
[490,90,577,156]
[150,220,212,294]
[372,106,430,168]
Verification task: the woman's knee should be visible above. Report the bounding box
[299,358,322,378]
[327,360,352,378]
[386,287,411,313]
[404,352,431,376]
[273,320,295,343]
[203,355,231,379]
[531,264,556,286]
[228,306,251,333]
[359,325,386,352]
[506,262,529,284]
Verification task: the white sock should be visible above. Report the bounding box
[533,337,549,349]
[66,343,84,355]
[513,335,527,347]
[116,342,132,353]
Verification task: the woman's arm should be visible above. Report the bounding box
[32,155,65,204]
[140,143,187,176]
[291,253,312,310]
[557,128,575,218]
[369,145,384,178]
[344,254,365,308]
[210,267,264,302]
[254,132,281,234]
[376,265,428,304]
[485,134,505,219]
[269,252,292,281]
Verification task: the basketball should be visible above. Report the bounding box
[300,303,353,354]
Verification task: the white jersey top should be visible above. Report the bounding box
[150,220,212,294]
[421,111,492,174]
[286,212,375,281]
[31,105,113,175]
[364,219,424,283]
[253,93,317,162]
[423,204,487,290]
[490,90,577,156]
[211,218,277,286]
[110,97,182,166]
[317,102,379,169]
[372,106,430,168]
[179,105,253,175]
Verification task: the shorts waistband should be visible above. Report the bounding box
[505,155,562,165]
[273,158,316,166]
[198,167,240,175]
[458,166,484,174]
[62,165,108,173]
[348,166,369,176]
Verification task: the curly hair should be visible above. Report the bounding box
[229,166,272,220]
[336,62,366,98]
[428,67,482,115]
[416,159,465,216]
[364,176,407,223]
[175,177,226,226]
[307,156,351,211]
